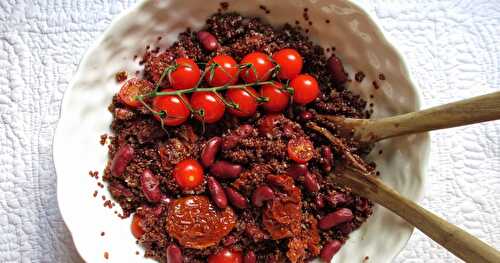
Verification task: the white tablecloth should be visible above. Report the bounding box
[0,0,498,262]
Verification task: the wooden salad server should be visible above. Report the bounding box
[308,123,500,263]
[319,91,500,144]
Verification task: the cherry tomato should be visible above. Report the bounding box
[287,137,314,164]
[290,74,320,105]
[272,48,303,80]
[205,55,239,87]
[190,91,225,123]
[131,214,145,239]
[118,78,154,108]
[225,87,258,118]
[169,57,201,90]
[260,82,289,113]
[239,52,274,83]
[208,248,243,263]
[152,90,190,126]
[173,159,204,190]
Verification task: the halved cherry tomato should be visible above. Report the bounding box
[239,52,274,83]
[208,248,243,263]
[118,78,154,108]
[290,74,320,105]
[287,137,314,163]
[169,57,201,90]
[190,91,225,123]
[152,90,190,126]
[272,48,303,80]
[205,55,239,87]
[173,159,204,190]
[260,82,289,113]
[225,87,258,118]
[131,214,145,239]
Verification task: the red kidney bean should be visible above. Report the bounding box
[318,208,354,230]
[111,144,134,177]
[222,134,240,150]
[320,240,342,262]
[166,244,183,263]
[251,185,274,207]
[327,54,348,84]
[244,250,257,263]
[197,31,218,51]
[304,172,320,193]
[207,176,228,209]
[210,160,243,179]
[201,137,222,167]
[140,169,162,203]
[287,163,308,179]
[299,110,313,121]
[315,195,325,209]
[236,124,254,138]
[225,187,248,209]
[322,146,334,164]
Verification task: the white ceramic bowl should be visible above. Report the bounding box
[54,0,430,262]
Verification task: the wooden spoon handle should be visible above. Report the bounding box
[334,170,500,263]
[353,91,500,143]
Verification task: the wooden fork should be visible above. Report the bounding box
[318,91,500,144]
[308,122,500,263]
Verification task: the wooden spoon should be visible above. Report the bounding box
[308,123,500,263]
[319,91,500,144]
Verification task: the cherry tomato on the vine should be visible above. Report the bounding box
[118,78,154,108]
[272,48,303,80]
[169,57,201,90]
[190,91,225,124]
[290,74,320,105]
[208,248,243,263]
[287,137,315,164]
[205,55,239,87]
[131,214,145,239]
[260,82,289,113]
[173,159,204,190]
[152,90,190,126]
[225,87,258,118]
[239,52,274,83]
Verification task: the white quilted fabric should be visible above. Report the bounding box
[0,0,498,262]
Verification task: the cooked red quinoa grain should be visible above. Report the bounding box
[103,12,373,263]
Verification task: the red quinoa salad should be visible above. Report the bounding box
[103,11,374,263]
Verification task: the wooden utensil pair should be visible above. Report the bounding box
[308,91,500,262]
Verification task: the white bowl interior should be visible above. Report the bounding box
[54,0,430,262]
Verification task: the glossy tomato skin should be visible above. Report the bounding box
[225,87,258,118]
[272,48,303,80]
[287,137,315,164]
[260,82,289,113]
[208,248,243,263]
[290,74,320,105]
[131,214,145,239]
[240,52,274,83]
[173,159,204,190]
[191,91,225,123]
[170,57,201,90]
[205,55,239,87]
[152,90,190,126]
[118,78,154,108]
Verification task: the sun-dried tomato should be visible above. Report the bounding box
[166,196,236,249]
